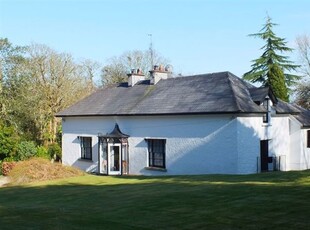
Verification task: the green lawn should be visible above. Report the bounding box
[0,171,310,230]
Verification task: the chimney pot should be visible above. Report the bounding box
[165,64,173,72]
[128,68,145,87]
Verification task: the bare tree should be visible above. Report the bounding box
[77,59,101,90]
[296,35,310,77]
[295,35,310,109]
[101,49,169,85]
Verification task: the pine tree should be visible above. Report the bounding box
[243,16,300,92]
[267,64,288,101]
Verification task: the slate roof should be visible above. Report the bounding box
[274,100,301,114]
[249,87,270,103]
[292,107,310,128]
[249,87,278,104]
[56,71,310,127]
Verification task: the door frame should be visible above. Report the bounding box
[97,124,130,176]
[108,143,122,175]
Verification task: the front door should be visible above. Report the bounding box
[108,143,121,175]
[260,140,269,172]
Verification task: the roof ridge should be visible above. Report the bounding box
[183,71,230,78]
[227,72,243,112]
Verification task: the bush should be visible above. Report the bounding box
[36,146,50,159]
[0,123,19,161]
[48,143,62,161]
[2,161,17,176]
[15,141,37,161]
[8,158,84,185]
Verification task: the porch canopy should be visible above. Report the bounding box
[99,123,129,140]
[98,123,129,175]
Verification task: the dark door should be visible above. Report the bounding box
[260,140,269,172]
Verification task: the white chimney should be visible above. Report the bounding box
[127,68,145,87]
[149,65,172,85]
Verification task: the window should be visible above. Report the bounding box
[79,137,92,160]
[307,130,310,148]
[263,99,269,123]
[147,139,166,168]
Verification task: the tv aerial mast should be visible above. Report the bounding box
[148,34,154,69]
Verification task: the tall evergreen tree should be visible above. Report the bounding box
[267,64,288,101]
[243,16,300,100]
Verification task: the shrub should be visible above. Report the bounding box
[36,146,50,159]
[0,123,19,161]
[2,161,17,176]
[15,141,37,161]
[8,158,84,185]
[48,143,62,161]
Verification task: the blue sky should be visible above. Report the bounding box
[0,0,309,77]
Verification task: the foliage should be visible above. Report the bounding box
[267,64,289,101]
[0,122,19,161]
[0,38,27,124]
[295,35,310,109]
[0,171,310,229]
[15,141,37,161]
[47,143,62,161]
[243,16,300,93]
[8,158,84,185]
[0,38,99,145]
[36,146,50,159]
[101,49,169,84]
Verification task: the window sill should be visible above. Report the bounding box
[144,167,167,172]
[78,158,93,162]
[262,124,272,127]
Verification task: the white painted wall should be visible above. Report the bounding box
[61,113,308,175]
[289,118,302,170]
[236,116,261,174]
[295,128,310,170]
[302,129,310,169]
[237,115,290,172]
[62,115,239,175]
[237,114,309,172]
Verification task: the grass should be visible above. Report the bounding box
[0,171,310,229]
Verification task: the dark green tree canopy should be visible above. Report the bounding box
[243,16,300,92]
[267,64,288,101]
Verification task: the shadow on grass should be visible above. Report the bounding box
[0,171,309,230]
[119,169,310,184]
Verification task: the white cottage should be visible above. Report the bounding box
[56,68,310,175]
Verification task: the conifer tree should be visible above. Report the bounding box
[267,64,288,101]
[243,16,300,100]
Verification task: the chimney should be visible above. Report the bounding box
[149,65,172,84]
[127,68,145,87]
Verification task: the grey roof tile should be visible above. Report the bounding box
[295,109,310,128]
[56,71,310,127]
[274,100,301,114]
